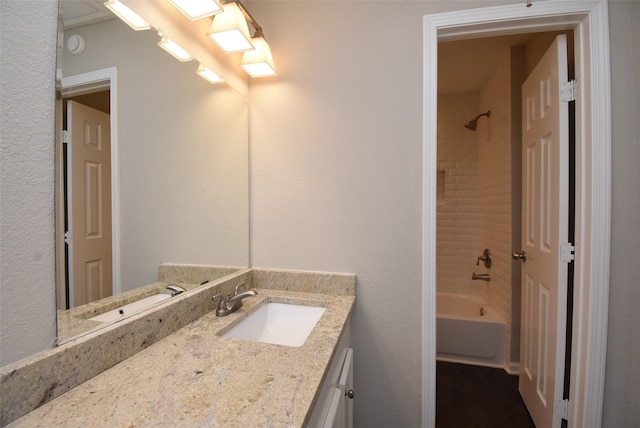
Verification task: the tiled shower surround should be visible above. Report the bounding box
[436,93,482,299]
[437,49,521,368]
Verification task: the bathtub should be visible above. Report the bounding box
[436,292,506,368]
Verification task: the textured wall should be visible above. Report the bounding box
[247,3,430,425]
[603,1,640,426]
[0,1,58,366]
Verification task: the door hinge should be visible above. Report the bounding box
[555,398,569,420]
[561,79,577,102]
[560,242,575,263]
[62,130,71,145]
[64,230,71,244]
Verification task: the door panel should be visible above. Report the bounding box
[67,100,112,307]
[519,35,569,428]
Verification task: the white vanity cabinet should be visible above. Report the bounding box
[307,318,354,428]
[322,348,354,428]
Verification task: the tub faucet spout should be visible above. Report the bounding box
[472,273,490,281]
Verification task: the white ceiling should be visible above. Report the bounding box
[438,34,532,94]
[60,0,113,29]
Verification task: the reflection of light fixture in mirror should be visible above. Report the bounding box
[158,36,193,62]
[168,0,223,20]
[207,2,254,53]
[104,0,151,31]
[241,36,276,77]
[196,64,224,84]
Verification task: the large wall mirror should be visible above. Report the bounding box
[56,0,249,342]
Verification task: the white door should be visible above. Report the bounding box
[518,35,570,428]
[67,100,113,307]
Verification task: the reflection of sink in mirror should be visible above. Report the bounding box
[88,294,173,323]
[223,303,326,347]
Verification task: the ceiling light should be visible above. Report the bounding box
[167,0,223,21]
[207,2,254,53]
[196,64,224,84]
[240,36,276,78]
[158,36,193,62]
[104,0,151,31]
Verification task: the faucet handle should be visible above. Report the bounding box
[212,293,227,310]
[476,248,492,268]
[232,282,248,297]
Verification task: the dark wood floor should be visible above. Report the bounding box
[436,361,536,428]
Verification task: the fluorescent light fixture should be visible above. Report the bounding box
[158,36,193,62]
[207,2,254,53]
[196,64,224,84]
[104,0,151,31]
[240,36,277,77]
[167,0,223,20]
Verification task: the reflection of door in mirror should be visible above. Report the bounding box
[69,99,112,307]
[56,91,113,310]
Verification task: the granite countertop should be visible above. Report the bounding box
[9,288,354,427]
[56,263,243,344]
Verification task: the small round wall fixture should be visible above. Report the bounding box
[66,34,86,56]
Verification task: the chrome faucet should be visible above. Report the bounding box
[212,283,258,317]
[472,273,490,281]
[165,284,187,296]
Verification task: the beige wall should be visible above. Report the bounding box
[248,1,639,426]
[604,1,640,425]
[248,2,436,424]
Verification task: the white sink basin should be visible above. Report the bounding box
[223,302,326,347]
[88,293,173,323]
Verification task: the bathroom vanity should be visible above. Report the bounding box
[1,268,355,427]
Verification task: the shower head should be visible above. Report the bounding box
[464,110,491,131]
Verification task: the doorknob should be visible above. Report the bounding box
[512,251,526,262]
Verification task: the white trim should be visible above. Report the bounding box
[422,2,611,427]
[506,361,520,376]
[60,67,122,298]
[569,3,612,425]
[421,14,438,428]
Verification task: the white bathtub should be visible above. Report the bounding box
[436,292,506,368]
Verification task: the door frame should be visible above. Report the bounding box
[58,67,121,302]
[422,1,611,427]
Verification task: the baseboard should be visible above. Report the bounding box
[505,361,520,375]
[436,356,505,370]
[436,356,521,376]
